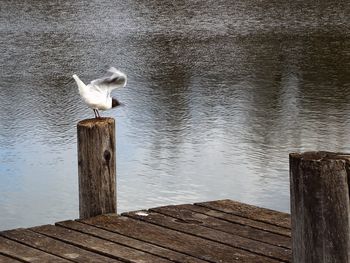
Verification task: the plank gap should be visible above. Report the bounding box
[0,252,27,263]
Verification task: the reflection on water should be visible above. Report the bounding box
[0,0,349,230]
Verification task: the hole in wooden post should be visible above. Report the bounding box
[104,150,111,161]
[103,150,111,175]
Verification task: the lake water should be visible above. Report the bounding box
[0,0,349,230]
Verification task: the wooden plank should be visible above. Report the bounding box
[31,224,171,263]
[179,204,291,237]
[150,205,291,249]
[1,228,121,263]
[80,214,282,263]
[0,254,22,263]
[0,236,69,263]
[197,200,291,228]
[125,209,291,262]
[57,220,207,263]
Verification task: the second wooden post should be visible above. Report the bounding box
[77,117,116,219]
[290,151,350,263]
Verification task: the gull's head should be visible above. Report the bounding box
[112,98,121,108]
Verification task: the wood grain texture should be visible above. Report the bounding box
[150,205,291,249]
[77,117,116,219]
[1,228,120,263]
[125,208,291,262]
[31,224,171,263]
[0,236,69,263]
[80,214,281,263]
[56,220,207,263]
[180,203,291,237]
[290,151,350,263]
[196,200,291,229]
[0,254,22,263]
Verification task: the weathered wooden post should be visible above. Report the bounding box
[77,117,116,219]
[290,151,350,263]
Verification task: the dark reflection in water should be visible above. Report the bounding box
[0,0,349,230]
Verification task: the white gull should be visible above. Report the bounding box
[73,67,127,118]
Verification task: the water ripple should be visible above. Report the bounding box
[1,0,350,230]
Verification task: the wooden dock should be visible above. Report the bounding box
[0,199,291,263]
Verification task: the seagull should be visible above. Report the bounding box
[73,67,127,118]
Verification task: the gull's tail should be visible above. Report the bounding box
[73,74,88,95]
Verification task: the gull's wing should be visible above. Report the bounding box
[90,67,127,92]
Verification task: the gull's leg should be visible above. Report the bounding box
[96,109,101,118]
[93,109,98,118]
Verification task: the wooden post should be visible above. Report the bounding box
[77,117,116,219]
[290,151,350,263]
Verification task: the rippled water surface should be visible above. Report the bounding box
[0,0,349,230]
